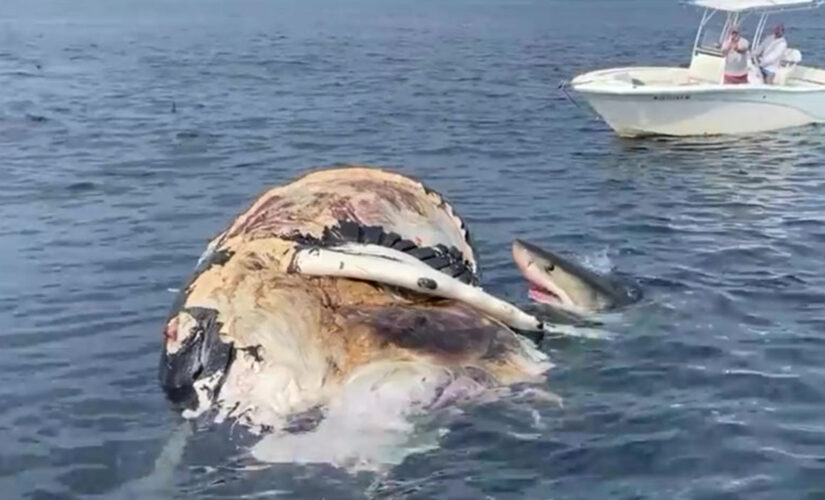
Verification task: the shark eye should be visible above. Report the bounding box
[545,264,555,272]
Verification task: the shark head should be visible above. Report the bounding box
[511,239,639,314]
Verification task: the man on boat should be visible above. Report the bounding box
[722,26,750,84]
[754,23,788,84]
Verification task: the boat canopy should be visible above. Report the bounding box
[690,0,822,56]
[690,0,823,13]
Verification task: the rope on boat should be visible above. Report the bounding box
[557,80,601,120]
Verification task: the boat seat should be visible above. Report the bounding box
[775,49,802,85]
[688,51,724,84]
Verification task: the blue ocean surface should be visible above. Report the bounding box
[2,0,825,498]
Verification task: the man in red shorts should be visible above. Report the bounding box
[722,26,750,84]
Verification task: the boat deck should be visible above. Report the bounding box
[572,64,825,93]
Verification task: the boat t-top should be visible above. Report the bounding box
[568,0,825,137]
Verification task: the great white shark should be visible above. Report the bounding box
[512,238,642,317]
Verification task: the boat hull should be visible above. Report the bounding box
[573,86,825,137]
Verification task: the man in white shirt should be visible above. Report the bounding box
[755,23,788,84]
[722,27,750,84]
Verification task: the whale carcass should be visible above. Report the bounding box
[158,166,560,467]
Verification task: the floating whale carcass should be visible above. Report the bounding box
[157,166,602,468]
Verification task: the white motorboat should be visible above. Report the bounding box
[567,0,825,137]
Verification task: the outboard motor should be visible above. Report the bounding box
[775,48,802,85]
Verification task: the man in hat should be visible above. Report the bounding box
[754,23,788,84]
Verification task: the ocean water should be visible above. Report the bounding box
[3,0,825,498]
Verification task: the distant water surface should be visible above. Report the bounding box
[2,0,825,498]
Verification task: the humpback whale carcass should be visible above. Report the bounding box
[159,166,566,468]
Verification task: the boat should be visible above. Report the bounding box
[566,0,825,137]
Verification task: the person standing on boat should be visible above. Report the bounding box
[722,26,750,84]
[754,23,788,84]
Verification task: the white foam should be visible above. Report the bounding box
[581,248,614,275]
[544,323,615,340]
[249,361,470,472]
[106,423,192,500]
